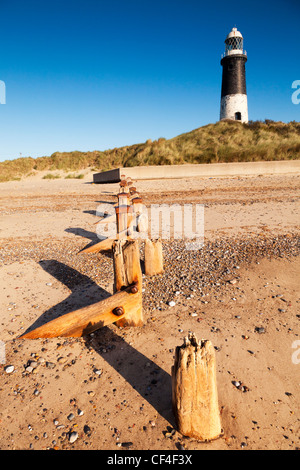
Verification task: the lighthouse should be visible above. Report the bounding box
[220,27,248,123]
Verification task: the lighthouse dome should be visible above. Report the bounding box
[226,27,243,40]
[224,27,245,56]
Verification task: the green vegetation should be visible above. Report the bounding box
[42,173,61,179]
[64,173,85,179]
[0,120,299,183]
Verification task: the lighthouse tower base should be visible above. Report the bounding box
[220,94,248,123]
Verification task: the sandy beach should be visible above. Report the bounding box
[0,169,299,450]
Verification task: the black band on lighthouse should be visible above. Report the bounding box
[220,55,247,97]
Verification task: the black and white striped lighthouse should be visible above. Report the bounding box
[220,27,248,123]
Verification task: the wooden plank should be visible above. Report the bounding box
[79,238,114,254]
[20,286,141,339]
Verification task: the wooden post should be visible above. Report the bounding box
[171,332,222,442]
[132,197,148,234]
[112,239,143,327]
[131,196,143,215]
[144,238,163,276]
[117,192,130,206]
[120,180,129,193]
[129,186,137,195]
[115,205,134,238]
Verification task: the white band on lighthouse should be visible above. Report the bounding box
[220,94,248,123]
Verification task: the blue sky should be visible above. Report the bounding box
[0,0,299,162]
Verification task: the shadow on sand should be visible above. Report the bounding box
[84,327,174,426]
[23,259,174,426]
[21,260,111,334]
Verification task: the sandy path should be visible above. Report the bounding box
[0,172,299,242]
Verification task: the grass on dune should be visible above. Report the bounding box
[0,120,299,182]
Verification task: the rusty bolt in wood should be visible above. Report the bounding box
[112,306,125,316]
[130,285,139,294]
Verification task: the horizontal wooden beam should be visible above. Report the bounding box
[20,286,141,339]
[79,238,114,254]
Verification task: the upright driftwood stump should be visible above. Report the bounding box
[172,332,222,441]
[144,238,163,276]
[112,239,143,327]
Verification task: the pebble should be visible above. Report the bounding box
[67,413,75,421]
[57,357,66,364]
[168,301,176,307]
[84,425,92,436]
[176,443,185,450]
[255,327,266,334]
[232,380,249,392]
[5,365,14,374]
[46,362,55,369]
[121,442,133,448]
[69,431,78,444]
[232,381,241,388]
